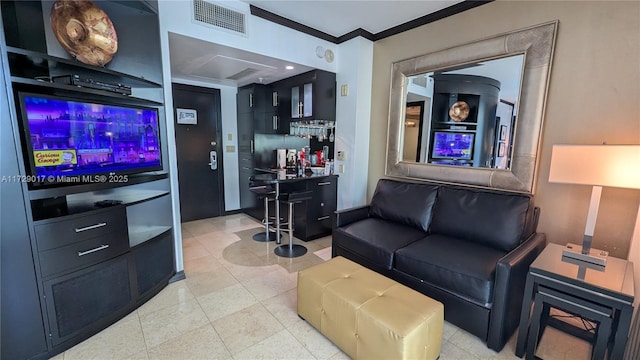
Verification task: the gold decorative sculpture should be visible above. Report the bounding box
[50,0,118,67]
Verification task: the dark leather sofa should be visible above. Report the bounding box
[332,179,546,351]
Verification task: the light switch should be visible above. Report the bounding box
[338,164,345,173]
[227,133,233,141]
[226,145,235,152]
[337,151,345,161]
[341,84,349,96]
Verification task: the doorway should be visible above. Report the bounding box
[172,83,225,222]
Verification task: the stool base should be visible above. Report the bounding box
[274,244,307,258]
[252,231,281,242]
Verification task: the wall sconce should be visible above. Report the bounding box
[405,121,417,127]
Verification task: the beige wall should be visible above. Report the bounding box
[369,0,640,257]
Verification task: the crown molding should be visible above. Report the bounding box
[250,1,494,44]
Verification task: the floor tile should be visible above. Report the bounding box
[136,280,195,317]
[261,288,300,328]
[440,340,480,360]
[139,298,209,348]
[196,283,258,322]
[63,312,146,360]
[146,324,230,360]
[231,329,315,360]
[240,267,298,301]
[287,319,341,359]
[184,266,238,297]
[183,253,225,275]
[182,243,211,261]
[448,328,499,359]
[212,303,283,354]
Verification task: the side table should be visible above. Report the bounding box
[515,243,635,359]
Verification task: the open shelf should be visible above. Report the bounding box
[11,77,162,106]
[7,47,162,88]
[129,226,172,248]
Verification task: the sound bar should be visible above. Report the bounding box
[52,75,132,95]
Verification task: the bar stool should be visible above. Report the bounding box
[274,190,313,258]
[249,182,281,242]
[526,285,613,360]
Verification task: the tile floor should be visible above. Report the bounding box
[51,213,592,360]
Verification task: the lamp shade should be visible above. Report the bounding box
[549,145,640,189]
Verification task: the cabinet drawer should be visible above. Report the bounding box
[39,231,129,278]
[35,207,126,251]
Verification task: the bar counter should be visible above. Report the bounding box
[251,168,337,244]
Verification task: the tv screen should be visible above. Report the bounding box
[19,92,162,188]
[431,131,474,160]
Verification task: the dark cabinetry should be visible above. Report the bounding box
[298,176,337,240]
[33,195,174,353]
[280,69,336,122]
[1,0,172,358]
[429,74,500,167]
[281,175,338,241]
[238,83,285,135]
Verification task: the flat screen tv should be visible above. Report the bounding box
[18,92,162,189]
[431,131,474,160]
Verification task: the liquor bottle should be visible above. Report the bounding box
[296,154,303,176]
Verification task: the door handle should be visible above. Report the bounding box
[272,91,278,106]
[273,115,278,130]
[209,150,218,170]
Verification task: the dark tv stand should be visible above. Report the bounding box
[31,189,174,350]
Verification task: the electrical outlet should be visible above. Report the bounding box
[225,145,235,152]
[337,151,345,161]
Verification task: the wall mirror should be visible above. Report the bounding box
[386,21,558,193]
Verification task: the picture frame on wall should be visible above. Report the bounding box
[498,142,506,157]
[499,125,508,141]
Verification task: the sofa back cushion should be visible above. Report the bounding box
[430,187,532,252]
[369,179,438,232]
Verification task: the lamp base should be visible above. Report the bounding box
[562,243,608,266]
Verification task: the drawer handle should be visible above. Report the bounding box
[74,222,107,233]
[317,182,331,186]
[317,216,330,221]
[77,244,110,257]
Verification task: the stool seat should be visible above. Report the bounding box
[249,182,280,242]
[274,190,313,258]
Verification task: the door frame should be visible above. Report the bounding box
[171,82,226,218]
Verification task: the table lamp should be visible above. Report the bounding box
[548,144,640,267]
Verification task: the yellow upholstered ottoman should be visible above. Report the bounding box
[297,256,444,360]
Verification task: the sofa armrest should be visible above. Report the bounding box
[333,205,371,228]
[486,232,547,351]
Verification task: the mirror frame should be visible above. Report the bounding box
[386,21,558,194]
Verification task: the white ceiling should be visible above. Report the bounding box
[239,0,464,37]
[170,0,464,87]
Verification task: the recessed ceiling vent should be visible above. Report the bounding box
[412,75,428,88]
[226,68,259,81]
[193,0,246,35]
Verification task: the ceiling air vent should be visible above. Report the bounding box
[412,76,428,88]
[193,0,246,35]
[226,68,259,81]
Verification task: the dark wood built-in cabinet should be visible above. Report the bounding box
[429,74,500,167]
[0,1,174,359]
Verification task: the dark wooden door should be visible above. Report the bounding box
[172,83,225,222]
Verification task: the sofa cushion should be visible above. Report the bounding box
[430,187,531,252]
[333,218,427,270]
[394,234,507,307]
[369,179,439,232]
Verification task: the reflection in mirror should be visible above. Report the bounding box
[402,54,524,170]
